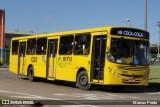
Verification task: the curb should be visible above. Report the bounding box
[0,66,9,68]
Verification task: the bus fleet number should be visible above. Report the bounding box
[31,57,37,62]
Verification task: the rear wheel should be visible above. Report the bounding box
[76,71,91,90]
[27,66,35,82]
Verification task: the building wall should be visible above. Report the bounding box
[0,10,5,48]
[1,33,31,65]
[0,10,5,65]
[5,33,29,48]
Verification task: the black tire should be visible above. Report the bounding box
[76,71,91,90]
[27,66,35,82]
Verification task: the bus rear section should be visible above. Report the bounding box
[9,37,50,80]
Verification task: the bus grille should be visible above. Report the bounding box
[118,65,148,71]
[121,74,143,78]
[122,79,141,84]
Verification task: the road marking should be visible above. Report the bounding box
[53,93,139,100]
[0,89,97,105]
[0,90,8,92]
[11,96,45,99]
[147,92,160,95]
[0,89,60,100]
[131,96,139,99]
[53,93,67,96]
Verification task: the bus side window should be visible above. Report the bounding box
[27,38,36,55]
[74,34,91,55]
[36,38,47,55]
[59,35,73,55]
[12,40,19,55]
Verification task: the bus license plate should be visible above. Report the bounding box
[128,79,136,82]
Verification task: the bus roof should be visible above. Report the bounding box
[11,26,149,40]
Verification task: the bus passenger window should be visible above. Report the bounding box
[27,38,36,55]
[36,38,47,55]
[74,34,91,55]
[12,40,19,55]
[59,35,73,55]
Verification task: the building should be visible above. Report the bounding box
[0,9,35,65]
[0,9,5,65]
[1,31,32,65]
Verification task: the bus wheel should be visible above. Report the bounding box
[76,71,91,90]
[27,66,35,82]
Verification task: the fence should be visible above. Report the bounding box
[150,53,160,66]
[0,48,10,66]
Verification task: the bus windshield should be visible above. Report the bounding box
[108,38,149,65]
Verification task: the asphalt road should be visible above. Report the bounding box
[0,68,160,107]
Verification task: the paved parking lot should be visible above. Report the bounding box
[0,68,160,106]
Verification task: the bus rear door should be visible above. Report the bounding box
[47,38,58,78]
[18,41,26,74]
[91,33,107,83]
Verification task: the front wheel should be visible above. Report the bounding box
[27,66,35,82]
[76,71,91,90]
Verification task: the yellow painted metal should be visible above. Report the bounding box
[9,55,18,74]
[48,57,54,77]
[19,57,25,74]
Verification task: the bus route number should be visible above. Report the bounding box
[31,57,37,62]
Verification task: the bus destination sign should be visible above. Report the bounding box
[110,28,149,39]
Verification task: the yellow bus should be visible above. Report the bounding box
[9,26,150,90]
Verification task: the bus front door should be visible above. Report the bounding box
[18,42,26,74]
[91,35,106,82]
[47,39,58,78]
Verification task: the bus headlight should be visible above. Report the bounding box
[108,67,121,77]
[117,74,121,77]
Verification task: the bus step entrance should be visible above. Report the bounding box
[47,77,55,81]
[94,68,104,80]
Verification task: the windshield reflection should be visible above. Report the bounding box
[107,38,149,65]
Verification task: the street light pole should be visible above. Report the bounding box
[126,19,131,27]
[144,0,147,31]
[157,21,160,61]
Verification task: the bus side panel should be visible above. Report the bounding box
[9,55,18,74]
[56,55,75,81]
[23,55,31,76]
[56,55,90,82]
[25,55,47,78]
[34,55,47,78]
[25,55,33,75]
[72,56,91,81]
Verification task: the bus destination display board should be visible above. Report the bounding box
[110,28,149,39]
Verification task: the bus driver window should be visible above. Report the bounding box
[12,40,19,55]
